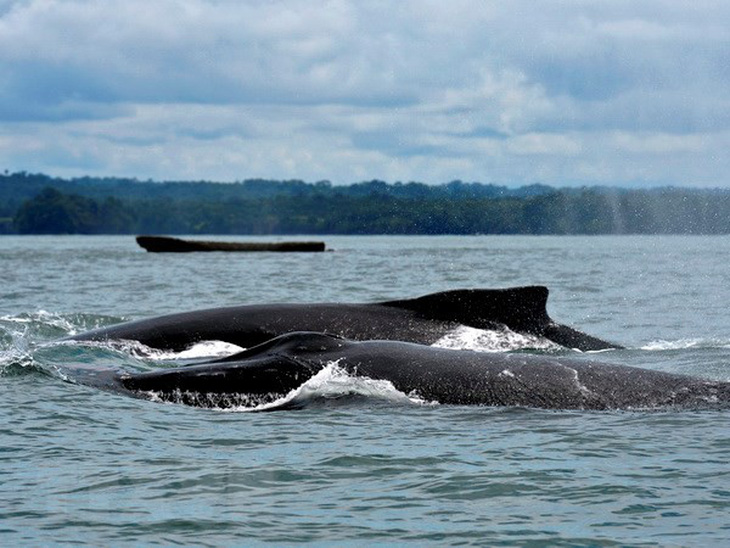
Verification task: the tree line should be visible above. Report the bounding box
[3,172,730,235]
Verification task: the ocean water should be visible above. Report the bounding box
[1,235,729,546]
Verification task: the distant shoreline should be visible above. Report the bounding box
[3,172,730,235]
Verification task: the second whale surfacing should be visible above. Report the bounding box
[68,286,620,352]
[79,332,729,411]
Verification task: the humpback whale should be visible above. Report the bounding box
[78,332,729,411]
[68,286,620,352]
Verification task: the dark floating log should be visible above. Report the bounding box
[136,235,326,253]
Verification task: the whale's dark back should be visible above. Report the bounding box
[67,286,620,351]
[78,332,729,411]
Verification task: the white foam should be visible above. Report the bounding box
[0,310,81,336]
[156,340,245,360]
[146,388,284,409]
[67,338,245,361]
[290,359,433,406]
[0,318,34,373]
[0,345,35,374]
[641,338,730,351]
[432,325,561,353]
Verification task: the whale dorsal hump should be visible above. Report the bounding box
[212,331,347,363]
[380,286,552,334]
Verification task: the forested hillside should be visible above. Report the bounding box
[2,172,729,235]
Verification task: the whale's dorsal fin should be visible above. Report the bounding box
[381,286,551,332]
[381,286,621,351]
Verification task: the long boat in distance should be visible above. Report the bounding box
[136,235,326,253]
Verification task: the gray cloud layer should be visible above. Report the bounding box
[1,0,729,186]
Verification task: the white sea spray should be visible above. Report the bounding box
[642,338,730,351]
[432,325,561,352]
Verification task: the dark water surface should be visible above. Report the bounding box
[1,235,729,546]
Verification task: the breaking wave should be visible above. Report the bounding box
[0,312,48,377]
[0,310,122,340]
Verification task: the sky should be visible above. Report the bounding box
[1,0,729,187]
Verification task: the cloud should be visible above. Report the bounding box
[0,0,729,186]
[0,0,418,109]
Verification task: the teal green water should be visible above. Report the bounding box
[1,235,729,546]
